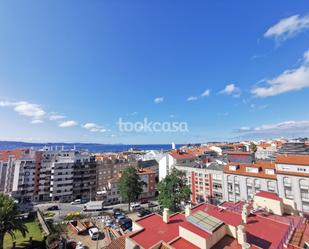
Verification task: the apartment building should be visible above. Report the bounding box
[275,154,309,214]
[137,168,156,199]
[0,149,30,194]
[96,154,138,192]
[0,148,97,202]
[46,150,96,202]
[223,161,277,202]
[255,142,277,160]
[175,162,225,205]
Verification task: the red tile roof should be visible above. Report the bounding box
[276,154,309,166]
[170,237,200,249]
[0,149,28,161]
[106,236,125,249]
[255,191,282,201]
[169,152,195,159]
[224,161,276,180]
[131,203,291,249]
[130,213,186,248]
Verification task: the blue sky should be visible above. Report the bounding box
[0,1,309,144]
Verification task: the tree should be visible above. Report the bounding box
[250,143,257,153]
[0,194,28,249]
[117,167,144,211]
[157,168,191,213]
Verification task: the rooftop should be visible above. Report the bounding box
[276,154,309,166]
[169,237,200,249]
[224,161,276,179]
[170,152,196,159]
[130,202,292,249]
[255,191,282,201]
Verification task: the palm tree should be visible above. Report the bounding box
[0,194,28,249]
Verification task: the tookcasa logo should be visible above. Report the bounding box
[117,117,189,133]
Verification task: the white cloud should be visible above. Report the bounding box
[154,97,164,104]
[187,89,210,101]
[201,89,210,97]
[82,123,106,133]
[31,119,44,124]
[252,49,309,97]
[49,113,66,121]
[219,84,241,97]
[0,100,46,123]
[237,120,309,134]
[59,120,78,128]
[187,96,198,101]
[264,15,309,41]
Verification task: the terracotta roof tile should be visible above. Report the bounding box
[276,154,309,166]
[224,161,276,179]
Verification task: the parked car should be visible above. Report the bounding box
[148,202,158,208]
[71,199,81,205]
[137,209,152,217]
[130,203,141,210]
[114,212,125,219]
[88,227,100,240]
[116,215,126,223]
[47,205,59,211]
[120,218,132,231]
[112,208,122,214]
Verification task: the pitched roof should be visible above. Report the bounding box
[170,152,195,159]
[106,236,125,249]
[223,161,276,179]
[276,154,309,166]
[0,149,28,161]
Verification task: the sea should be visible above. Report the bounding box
[0,141,181,152]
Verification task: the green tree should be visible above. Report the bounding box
[250,143,257,153]
[157,169,191,213]
[0,194,28,249]
[117,167,144,211]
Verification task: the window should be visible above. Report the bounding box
[267,181,275,192]
[254,179,260,189]
[227,175,233,183]
[300,179,309,190]
[298,168,306,172]
[265,169,275,175]
[246,178,253,186]
[246,167,259,173]
[283,177,291,187]
[285,188,293,199]
[229,165,238,171]
[213,174,222,181]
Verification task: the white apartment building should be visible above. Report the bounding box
[223,161,278,202]
[158,153,177,181]
[275,154,309,213]
[255,143,277,160]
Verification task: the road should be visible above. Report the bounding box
[35,200,160,222]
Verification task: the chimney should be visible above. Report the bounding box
[237,225,247,245]
[163,208,170,223]
[242,243,251,249]
[185,205,192,218]
[241,204,249,224]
